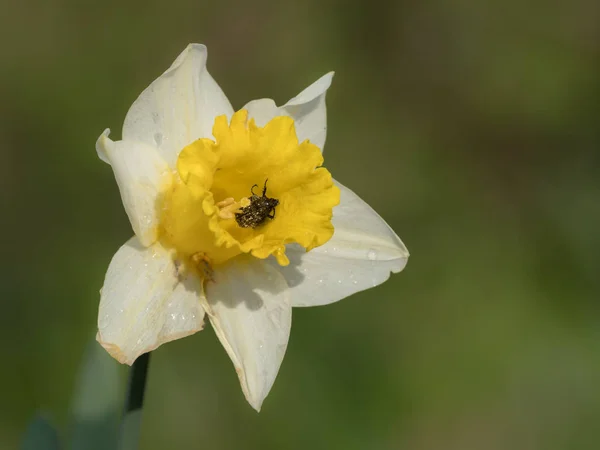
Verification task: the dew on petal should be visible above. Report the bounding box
[367,249,377,260]
[154,132,163,147]
[99,314,110,329]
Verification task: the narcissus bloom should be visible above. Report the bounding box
[96,44,408,411]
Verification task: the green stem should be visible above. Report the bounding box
[118,352,151,450]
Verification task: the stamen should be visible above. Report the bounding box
[216,197,235,208]
[216,197,251,219]
[216,197,241,219]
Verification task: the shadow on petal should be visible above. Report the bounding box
[208,255,289,311]
[268,244,307,289]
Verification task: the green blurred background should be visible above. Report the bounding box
[3,0,600,449]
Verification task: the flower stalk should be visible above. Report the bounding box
[118,352,151,450]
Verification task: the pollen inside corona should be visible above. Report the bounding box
[159,109,340,277]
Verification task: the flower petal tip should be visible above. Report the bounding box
[251,403,262,413]
[165,43,208,77]
[285,71,334,107]
[95,334,133,365]
[184,43,208,54]
[392,253,409,274]
[235,368,263,412]
[95,128,111,164]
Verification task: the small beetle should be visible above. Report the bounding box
[235,179,279,228]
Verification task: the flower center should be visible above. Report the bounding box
[159,110,340,277]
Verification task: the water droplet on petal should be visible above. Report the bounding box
[154,132,163,147]
[99,314,110,329]
[367,249,377,260]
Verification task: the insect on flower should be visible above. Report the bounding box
[235,179,279,228]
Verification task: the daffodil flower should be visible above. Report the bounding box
[96,44,408,411]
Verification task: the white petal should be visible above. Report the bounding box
[95,128,111,164]
[97,237,205,365]
[123,44,234,167]
[276,180,409,307]
[96,130,170,247]
[242,72,334,151]
[203,256,292,411]
[242,98,279,128]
